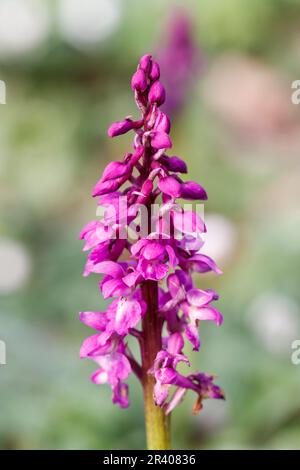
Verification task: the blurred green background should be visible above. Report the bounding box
[1,0,300,450]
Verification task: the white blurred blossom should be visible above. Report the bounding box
[247,292,300,355]
[0,0,50,58]
[202,214,237,263]
[0,238,32,294]
[58,0,121,49]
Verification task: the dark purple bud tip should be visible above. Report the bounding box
[148,81,166,106]
[131,69,148,93]
[160,155,188,174]
[181,181,208,200]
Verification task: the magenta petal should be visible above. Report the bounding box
[165,245,178,268]
[185,323,200,351]
[130,145,144,165]
[150,131,172,149]
[101,352,131,384]
[137,179,153,203]
[82,223,113,252]
[160,155,187,174]
[205,289,219,301]
[159,295,180,313]
[79,220,98,240]
[85,242,110,265]
[102,161,131,182]
[155,366,178,385]
[112,382,129,408]
[178,233,204,252]
[101,279,131,299]
[193,306,223,326]
[122,270,141,287]
[131,238,148,256]
[92,177,125,197]
[113,298,142,335]
[92,352,131,390]
[158,176,181,198]
[167,333,184,355]
[188,254,222,275]
[153,263,169,281]
[79,311,107,331]
[166,273,182,298]
[80,334,101,358]
[154,111,170,133]
[188,373,225,401]
[154,381,170,406]
[142,242,165,260]
[186,288,214,307]
[181,181,208,200]
[176,269,193,290]
[90,261,124,278]
[138,258,168,281]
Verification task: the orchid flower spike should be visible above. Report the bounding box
[79,54,224,450]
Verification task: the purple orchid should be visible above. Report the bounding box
[149,333,224,414]
[80,54,224,450]
[157,10,202,115]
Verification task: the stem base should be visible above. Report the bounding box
[141,280,171,450]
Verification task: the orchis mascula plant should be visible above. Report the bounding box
[79,54,224,450]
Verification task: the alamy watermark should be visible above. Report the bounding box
[0,340,6,365]
[95,198,205,241]
[0,80,6,104]
[291,80,300,105]
[291,339,300,365]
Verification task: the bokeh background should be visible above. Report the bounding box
[1,0,300,450]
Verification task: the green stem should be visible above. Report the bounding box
[141,280,171,450]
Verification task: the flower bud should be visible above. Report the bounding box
[101,161,132,183]
[139,54,152,73]
[149,60,160,80]
[160,155,187,174]
[131,69,148,92]
[180,181,207,200]
[108,119,133,137]
[148,81,166,106]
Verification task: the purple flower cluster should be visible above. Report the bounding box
[79,54,224,413]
